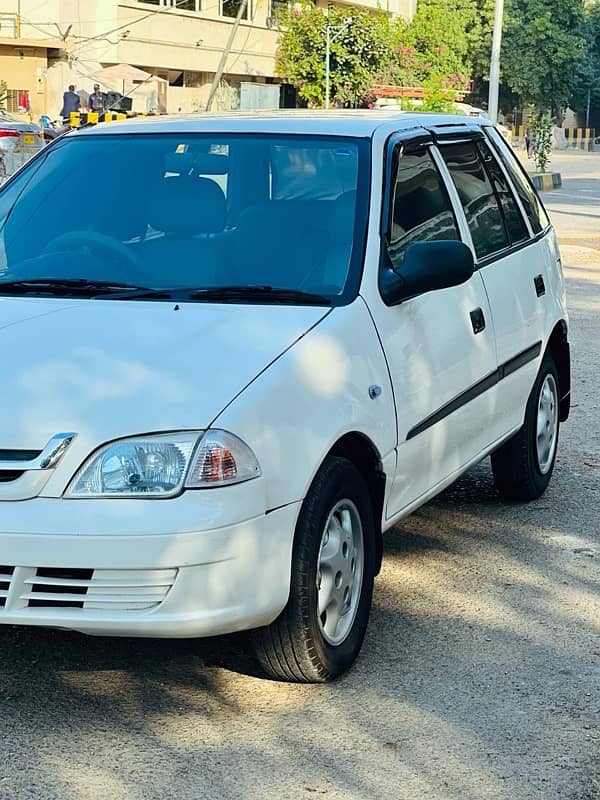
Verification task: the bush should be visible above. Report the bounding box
[530,114,553,172]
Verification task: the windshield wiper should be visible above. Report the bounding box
[0,278,156,297]
[186,285,332,305]
[0,279,333,304]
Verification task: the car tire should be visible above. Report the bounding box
[251,456,376,683]
[491,352,560,501]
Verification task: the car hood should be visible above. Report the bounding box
[0,297,329,450]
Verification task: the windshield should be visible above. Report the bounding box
[0,132,370,304]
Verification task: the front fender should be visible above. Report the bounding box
[212,298,397,511]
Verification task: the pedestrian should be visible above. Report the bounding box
[60,84,80,121]
[88,84,106,114]
[525,127,532,158]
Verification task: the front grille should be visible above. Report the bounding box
[0,449,41,461]
[0,566,177,612]
[0,449,41,484]
[0,566,14,607]
[28,568,94,608]
[0,471,24,482]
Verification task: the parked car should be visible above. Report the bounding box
[38,115,69,142]
[0,112,569,682]
[0,108,44,154]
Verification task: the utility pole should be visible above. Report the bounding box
[324,16,353,110]
[325,25,332,109]
[488,0,504,124]
[586,87,591,129]
[205,0,248,112]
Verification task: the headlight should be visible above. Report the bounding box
[66,430,261,498]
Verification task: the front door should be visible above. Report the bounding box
[368,135,498,519]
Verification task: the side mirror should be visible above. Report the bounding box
[381,240,475,306]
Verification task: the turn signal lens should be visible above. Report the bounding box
[186,431,261,488]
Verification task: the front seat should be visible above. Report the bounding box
[144,175,227,286]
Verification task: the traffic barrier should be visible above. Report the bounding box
[67,110,167,129]
[529,172,562,191]
[564,127,596,151]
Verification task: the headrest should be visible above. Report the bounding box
[149,176,226,236]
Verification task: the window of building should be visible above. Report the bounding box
[176,0,201,10]
[0,13,19,37]
[441,141,509,260]
[222,0,250,20]
[269,0,287,17]
[477,140,528,245]
[184,71,206,89]
[137,0,201,9]
[387,146,459,269]
[485,126,550,235]
[3,90,26,114]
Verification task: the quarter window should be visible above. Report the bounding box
[441,141,509,260]
[486,127,550,234]
[388,147,459,269]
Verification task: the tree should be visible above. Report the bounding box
[393,0,473,84]
[571,0,600,119]
[275,4,394,107]
[502,0,587,115]
[389,0,494,88]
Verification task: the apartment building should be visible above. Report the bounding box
[1,0,417,119]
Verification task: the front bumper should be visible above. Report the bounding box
[0,486,300,637]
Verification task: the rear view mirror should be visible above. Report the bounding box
[381,240,475,305]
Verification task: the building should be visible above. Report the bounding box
[0,0,416,120]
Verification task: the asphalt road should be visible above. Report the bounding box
[1,154,599,800]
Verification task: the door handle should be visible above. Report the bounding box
[470,307,486,335]
[534,274,546,297]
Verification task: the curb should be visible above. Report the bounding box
[528,172,562,191]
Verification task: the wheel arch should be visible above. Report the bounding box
[326,432,386,575]
[545,320,570,421]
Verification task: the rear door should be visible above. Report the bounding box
[437,130,550,434]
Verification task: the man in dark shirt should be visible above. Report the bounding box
[60,85,80,120]
[88,84,106,114]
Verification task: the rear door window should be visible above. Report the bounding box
[477,140,529,245]
[440,141,509,260]
[485,126,550,234]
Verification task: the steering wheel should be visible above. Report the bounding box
[44,230,145,278]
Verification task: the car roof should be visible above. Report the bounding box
[72,109,493,138]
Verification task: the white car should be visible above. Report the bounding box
[0,112,569,682]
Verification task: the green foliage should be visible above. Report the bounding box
[502,0,587,115]
[529,113,553,171]
[394,0,473,84]
[421,75,461,112]
[275,0,490,107]
[275,0,594,119]
[275,3,394,106]
[571,0,600,117]
[399,74,460,112]
[389,0,494,87]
